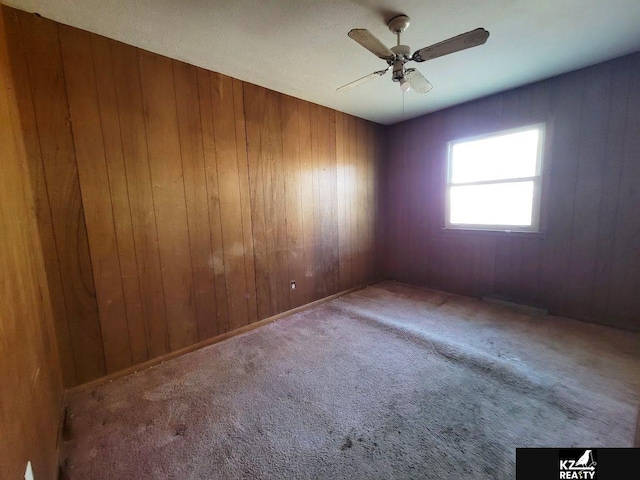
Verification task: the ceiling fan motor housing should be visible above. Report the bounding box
[392,61,404,82]
[390,45,411,81]
[391,45,411,58]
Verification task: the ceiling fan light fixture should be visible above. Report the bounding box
[399,77,411,92]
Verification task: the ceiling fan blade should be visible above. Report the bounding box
[336,67,390,93]
[405,69,433,94]
[412,28,489,63]
[348,29,395,60]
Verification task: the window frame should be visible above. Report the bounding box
[445,122,546,233]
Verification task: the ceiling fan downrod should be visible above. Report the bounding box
[388,15,412,89]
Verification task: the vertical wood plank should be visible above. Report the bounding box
[298,100,317,304]
[342,114,354,287]
[4,10,77,386]
[565,65,613,319]
[404,116,422,285]
[356,118,369,286]
[590,58,632,320]
[390,121,403,281]
[315,106,339,296]
[0,6,64,475]
[260,90,280,313]
[336,112,350,291]
[60,25,133,373]
[197,68,228,336]
[539,72,585,314]
[368,120,379,282]
[281,95,306,308]
[110,41,169,359]
[328,109,340,293]
[19,13,106,383]
[607,58,640,329]
[203,72,234,333]
[232,79,259,324]
[91,34,148,365]
[244,83,272,319]
[211,72,252,330]
[267,89,290,314]
[173,62,219,341]
[138,51,197,350]
[426,113,447,289]
[310,104,324,298]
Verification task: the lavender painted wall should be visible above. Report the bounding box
[384,52,640,330]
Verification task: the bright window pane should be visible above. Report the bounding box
[449,181,534,226]
[450,129,539,184]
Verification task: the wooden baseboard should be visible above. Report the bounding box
[65,280,383,395]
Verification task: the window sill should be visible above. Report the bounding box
[441,227,547,238]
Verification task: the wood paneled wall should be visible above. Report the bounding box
[385,52,640,331]
[0,6,63,479]
[3,8,105,387]
[3,7,383,387]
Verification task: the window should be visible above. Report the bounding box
[446,123,545,232]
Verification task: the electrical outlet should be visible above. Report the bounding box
[24,461,34,480]
[290,280,296,291]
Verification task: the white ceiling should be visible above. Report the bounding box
[4,0,640,125]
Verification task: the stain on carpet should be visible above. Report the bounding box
[341,437,353,450]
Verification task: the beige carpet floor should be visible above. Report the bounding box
[61,281,640,479]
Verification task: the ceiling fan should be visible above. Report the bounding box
[337,15,489,94]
